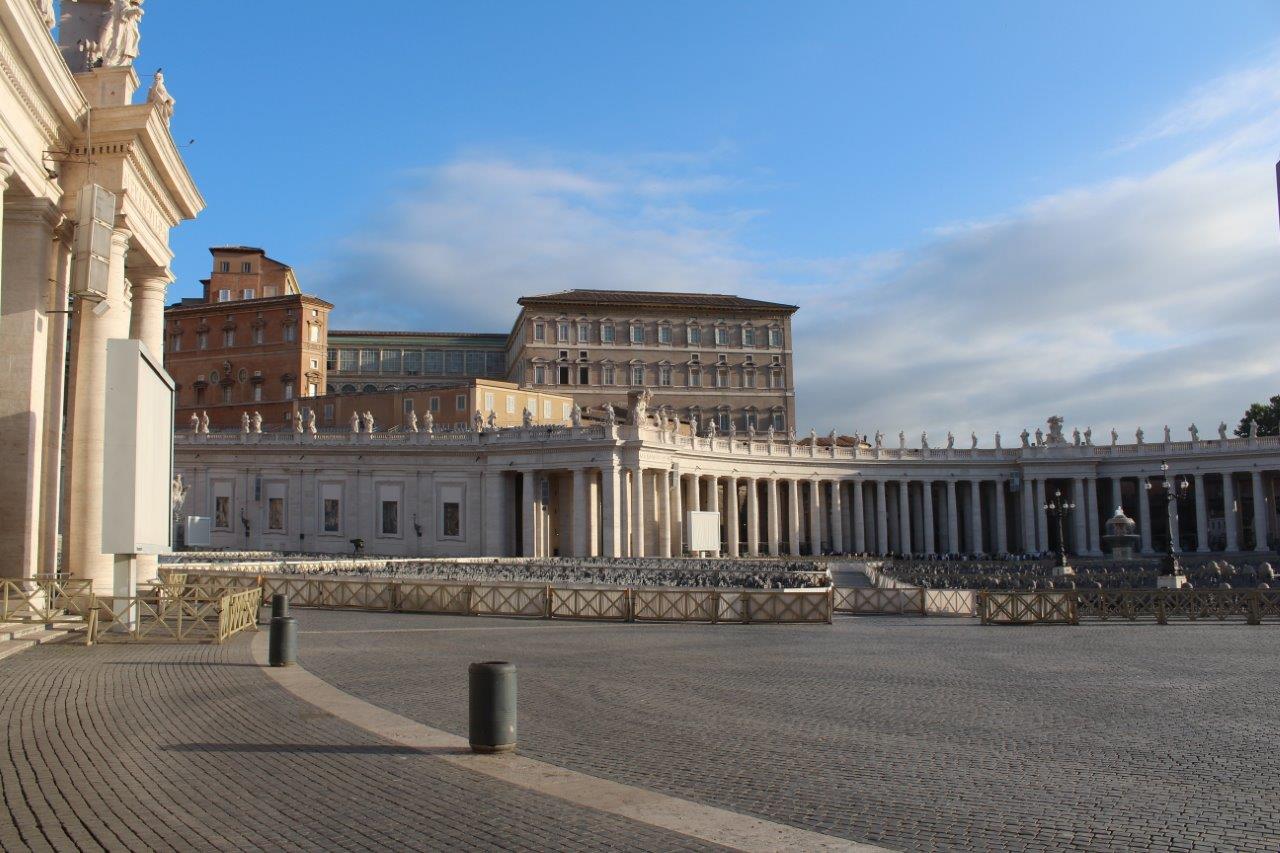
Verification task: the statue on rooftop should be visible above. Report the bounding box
[1163,425,1172,443]
[472,410,483,432]
[707,420,718,438]
[1019,428,1030,448]
[522,407,534,427]
[252,411,262,434]
[1136,426,1145,444]
[921,431,929,450]
[767,424,776,443]
[351,411,360,433]
[1046,415,1066,444]
[98,0,145,67]
[970,431,978,449]
[570,404,582,427]
[171,473,188,517]
[199,411,209,434]
[946,431,955,450]
[424,410,434,434]
[873,430,883,449]
[1111,427,1119,446]
[1072,427,1081,446]
[690,413,698,435]
[146,69,174,124]
[189,411,199,435]
[1083,427,1093,446]
[994,431,1002,450]
[1034,427,1043,445]
[487,410,497,430]
[728,419,737,439]
[1249,420,1259,439]
[240,412,250,434]
[307,409,317,435]
[363,411,375,433]
[408,410,418,433]
[898,430,906,450]
[1218,421,1228,440]
[294,411,304,433]
[1189,423,1199,442]
[34,0,54,29]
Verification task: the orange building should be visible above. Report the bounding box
[165,247,332,429]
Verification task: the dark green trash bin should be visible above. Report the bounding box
[268,594,297,667]
[469,661,517,753]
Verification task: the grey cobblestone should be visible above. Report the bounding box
[299,612,1280,852]
[0,638,727,852]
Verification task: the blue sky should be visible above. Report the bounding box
[134,1,1280,437]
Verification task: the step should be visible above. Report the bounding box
[0,628,72,662]
[0,621,62,642]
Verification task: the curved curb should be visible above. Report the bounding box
[250,632,889,852]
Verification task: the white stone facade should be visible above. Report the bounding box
[176,417,1280,559]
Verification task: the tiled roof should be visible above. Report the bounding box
[330,330,507,341]
[517,289,798,312]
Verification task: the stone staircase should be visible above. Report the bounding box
[0,621,78,661]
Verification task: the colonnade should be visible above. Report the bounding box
[508,465,1277,559]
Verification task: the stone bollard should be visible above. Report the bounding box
[468,661,517,753]
[268,594,297,667]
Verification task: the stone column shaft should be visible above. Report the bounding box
[671,469,683,556]
[601,465,621,557]
[852,480,866,553]
[1020,477,1035,553]
[631,466,646,557]
[726,478,740,558]
[968,480,983,555]
[127,268,171,357]
[1192,473,1209,553]
[830,481,844,553]
[1071,478,1087,555]
[898,480,911,555]
[787,479,801,556]
[766,478,780,556]
[746,478,760,556]
[1085,477,1100,555]
[922,481,936,555]
[705,475,720,557]
[521,470,538,557]
[1035,479,1050,554]
[808,479,821,555]
[1137,475,1153,553]
[572,468,589,557]
[483,470,505,556]
[994,480,1008,556]
[1252,470,1269,552]
[876,480,889,555]
[658,469,672,558]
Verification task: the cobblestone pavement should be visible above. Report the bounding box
[298,613,1280,852]
[0,637,728,852]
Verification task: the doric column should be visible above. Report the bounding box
[876,479,889,555]
[658,469,672,558]
[945,480,958,556]
[127,265,172,357]
[1137,475,1153,553]
[705,475,721,557]
[994,479,1008,556]
[787,479,802,556]
[898,480,911,555]
[808,478,821,555]
[1035,479,1050,554]
[746,478,760,556]
[1021,477,1035,553]
[969,480,983,554]
[1252,470,1269,552]
[1221,472,1239,552]
[1110,476,1123,517]
[852,479,866,553]
[922,480,936,555]
[726,478,740,557]
[65,227,133,591]
[1071,478,1087,555]
[687,472,701,513]
[521,470,539,557]
[572,468,589,557]
[1085,477,1101,555]
[671,468,683,556]
[601,464,621,557]
[1193,473,1209,553]
[483,470,506,556]
[631,465,646,557]
[0,197,59,579]
[766,477,780,556]
[0,150,13,314]
[1168,473,1182,553]
[830,481,844,553]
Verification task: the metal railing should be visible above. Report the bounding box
[978,588,1280,625]
[163,569,832,625]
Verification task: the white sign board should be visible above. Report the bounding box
[102,339,175,554]
[185,516,212,548]
[686,510,721,552]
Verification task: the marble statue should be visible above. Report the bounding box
[1218,421,1229,440]
[970,431,978,450]
[603,404,615,427]
[294,411,304,433]
[873,431,883,449]
[240,412,250,434]
[767,425,776,443]
[1163,425,1171,443]
[34,0,55,29]
[307,410,317,435]
[147,69,174,124]
[1019,428,1030,448]
[898,430,906,450]
[472,410,483,432]
[189,411,199,435]
[171,472,188,512]
[522,407,534,428]
[631,388,652,424]
[408,410,418,433]
[1072,427,1081,446]
[728,419,737,439]
[994,431,1002,450]
[830,429,838,449]
[99,0,145,67]
[690,414,699,436]
[921,431,929,450]
[363,411,375,433]
[252,411,262,434]
[788,427,797,442]
[748,424,757,441]
[350,412,360,433]
[424,410,434,434]
[1189,423,1199,442]
[570,404,582,427]
[1046,415,1065,444]
[487,410,497,430]
[1136,427,1145,444]
[707,420,718,438]
[199,411,209,434]
[946,431,955,450]
[811,428,818,446]
[1249,420,1258,439]
[1084,427,1093,446]
[1034,428,1043,445]
[1111,427,1119,447]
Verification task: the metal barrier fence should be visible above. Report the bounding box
[833,587,977,617]
[979,588,1280,625]
[162,569,833,625]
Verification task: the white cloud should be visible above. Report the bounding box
[315,54,1280,441]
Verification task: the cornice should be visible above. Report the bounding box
[0,2,86,146]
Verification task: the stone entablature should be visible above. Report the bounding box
[175,419,1280,561]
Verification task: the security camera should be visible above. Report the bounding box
[91,299,111,317]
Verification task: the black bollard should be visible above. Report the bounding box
[268,594,297,667]
[468,661,517,753]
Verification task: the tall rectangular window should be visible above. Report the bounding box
[338,349,357,371]
[688,326,701,345]
[688,367,700,387]
[424,351,443,375]
[743,327,755,346]
[381,500,399,536]
[579,366,590,384]
[217,289,232,302]
[267,497,284,531]
[309,324,320,343]
[219,261,230,273]
[577,323,589,342]
[484,392,495,413]
[769,327,782,347]
[445,351,465,374]
[455,394,467,411]
[715,327,728,345]
[403,350,422,375]
[506,394,515,414]
[603,366,615,385]
[659,365,672,386]
[283,383,294,400]
[772,411,786,430]
[223,329,235,347]
[601,324,615,343]
[630,324,643,344]
[442,502,460,537]
[631,365,644,385]
[241,261,252,273]
[359,349,379,372]
[465,352,485,375]
[197,332,208,350]
[242,289,255,300]
[533,365,546,384]
[429,396,440,412]
[381,349,401,374]
[557,321,570,341]
[253,327,264,345]
[533,323,545,341]
[283,325,296,342]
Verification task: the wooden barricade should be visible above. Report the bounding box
[834,586,925,615]
[470,584,547,618]
[632,589,718,623]
[549,587,630,621]
[978,591,1078,625]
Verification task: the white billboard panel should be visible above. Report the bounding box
[686,510,721,552]
[102,339,175,554]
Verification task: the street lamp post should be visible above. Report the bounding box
[1146,460,1190,583]
[1043,487,1076,576]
